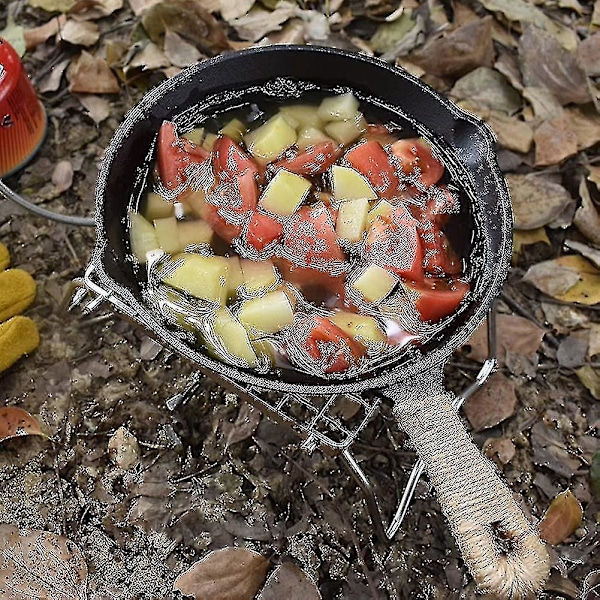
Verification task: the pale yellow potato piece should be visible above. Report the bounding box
[259,169,311,216]
[244,114,297,162]
[240,259,279,295]
[144,192,174,220]
[182,127,204,145]
[129,211,159,264]
[325,113,367,145]
[280,105,325,129]
[330,310,387,347]
[219,118,247,143]
[202,133,217,152]
[153,216,180,255]
[211,307,258,367]
[296,127,334,151]
[367,199,394,225]
[336,197,370,242]
[162,253,229,305]
[317,92,360,121]
[238,289,295,334]
[181,189,206,218]
[351,263,399,303]
[177,220,213,249]
[227,256,244,298]
[332,165,377,201]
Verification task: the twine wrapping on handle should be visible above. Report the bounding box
[393,393,549,599]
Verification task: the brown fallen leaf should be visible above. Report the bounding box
[173,547,270,600]
[451,67,521,114]
[69,0,123,20]
[577,32,600,77]
[24,15,67,49]
[52,160,74,193]
[487,111,533,154]
[588,323,600,358]
[258,562,321,600]
[38,58,70,93]
[219,0,255,22]
[506,173,573,230]
[67,51,120,94]
[464,372,517,432]
[551,256,600,305]
[77,94,110,124]
[541,301,589,334]
[513,228,550,263]
[408,17,494,79]
[556,331,588,368]
[483,437,516,466]
[575,365,600,399]
[573,178,600,246]
[519,25,592,106]
[163,28,201,68]
[522,86,564,122]
[59,19,100,46]
[539,490,583,545]
[522,258,583,298]
[0,524,88,599]
[223,402,261,447]
[0,406,44,442]
[229,3,299,42]
[534,115,578,167]
[531,421,582,478]
[465,313,545,366]
[565,106,600,151]
[29,0,76,11]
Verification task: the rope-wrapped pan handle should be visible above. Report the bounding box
[392,393,549,599]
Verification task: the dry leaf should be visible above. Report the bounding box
[67,51,120,93]
[539,490,583,545]
[483,437,516,465]
[369,9,420,55]
[38,58,70,93]
[451,67,521,114]
[464,372,517,432]
[107,426,140,469]
[230,3,298,42]
[0,524,87,599]
[588,323,600,357]
[518,26,592,106]
[0,406,44,442]
[128,0,162,16]
[141,0,230,55]
[258,562,321,600]
[219,0,255,22]
[486,111,533,154]
[223,403,261,447]
[52,160,74,193]
[24,15,66,49]
[127,42,170,71]
[69,0,123,20]
[575,365,600,399]
[551,255,600,305]
[522,259,582,297]
[513,228,550,260]
[506,173,573,230]
[541,301,589,334]
[577,33,600,77]
[409,17,494,79]
[59,19,100,46]
[534,115,578,167]
[173,547,270,600]
[29,0,77,12]
[465,313,545,366]
[479,0,578,50]
[573,179,600,246]
[564,106,600,151]
[531,421,582,478]
[163,28,201,68]
[556,331,588,368]
[589,166,600,189]
[77,94,110,123]
[522,86,564,122]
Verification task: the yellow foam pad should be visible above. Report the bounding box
[0,243,9,271]
[0,316,40,373]
[0,268,37,322]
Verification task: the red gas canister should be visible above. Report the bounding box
[0,38,46,177]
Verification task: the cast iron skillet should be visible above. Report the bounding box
[88,45,549,598]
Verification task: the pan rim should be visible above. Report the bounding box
[92,44,512,396]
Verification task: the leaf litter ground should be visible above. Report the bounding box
[0,0,599,598]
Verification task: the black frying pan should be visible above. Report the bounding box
[88,45,548,598]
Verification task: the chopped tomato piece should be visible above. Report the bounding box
[297,315,365,374]
[157,121,209,191]
[272,142,341,177]
[282,204,346,272]
[420,227,463,276]
[345,140,401,200]
[403,278,470,322]
[409,186,458,228]
[389,138,444,188]
[199,203,242,245]
[244,211,284,252]
[274,258,343,302]
[213,135,261,181]
[364,205,423,281]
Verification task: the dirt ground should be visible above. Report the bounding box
[0,0,599,598]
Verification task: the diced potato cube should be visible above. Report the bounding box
[227,256,244,298]
[177,220,213,248]
[153,216,180,254]
[318,92,360,121]
[367,199,394,225]
[240,259,279,295]
[181,189,206,218]
[325,113,367,145]
[330,310,387,347]
[144,192,174,220]
[258,169,311,216]
[244,114,297,162]
[350,263,398,303]
[202,133,217,152]
[336,197,370,242]
[129,211,159,264]
[162,253,229,305]
[182,127,204,145]
[219,118,247,143]
[238,289,295,334]
[296,127,333,151]
[210,307,258,367]
[280,105,325,129]
[332,165,377,201]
